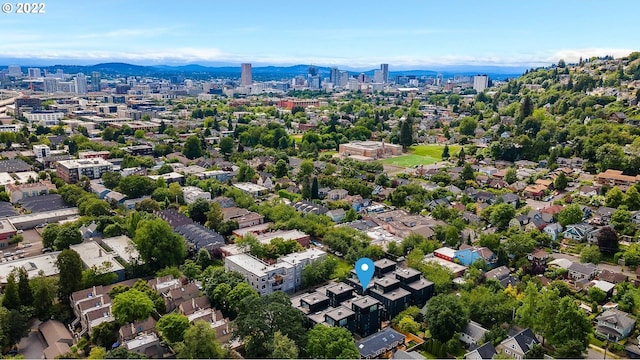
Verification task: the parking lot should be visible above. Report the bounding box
[0,229,44,263]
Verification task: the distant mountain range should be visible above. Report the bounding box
[0,62,526,80]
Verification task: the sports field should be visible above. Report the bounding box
[381,144,461,168]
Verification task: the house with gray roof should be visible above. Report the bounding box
[497,328,539,360]
[596,309,636,341]
[465,342,497,360]
[568,262,598,281]
[460,320,489,346]
[356,327,405,359]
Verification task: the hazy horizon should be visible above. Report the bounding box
[1,0,638,69]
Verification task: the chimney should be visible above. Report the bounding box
[98,248,102,257]
[131,323,135,335]
[192,297,195,310]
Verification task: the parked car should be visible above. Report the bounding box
[41,248,53,253]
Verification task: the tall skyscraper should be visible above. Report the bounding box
[241,63,252,86]
[330,67,340,86]
[75,73,88,94]
[380,64,389,83]
[308,65,318,77]
[373,70,383,83]
[44,78,59,93]
[28,68,41,78]
[7,65,22,77]
[91,71,101,92]
[473,74,489,93]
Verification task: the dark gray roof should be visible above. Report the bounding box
[0,159,32,172]
[20,194,68,212]
[393,350,426,360]
[512,328,539,353]
[470,342,497,359]
[463,320,489,342]
[500,275,520,289]
[568,262,597,275]
[356,327,405,358]
[175,223,225,252]
[342,219,378,231]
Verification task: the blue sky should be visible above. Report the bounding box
[1,0,639,69]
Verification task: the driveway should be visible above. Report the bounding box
[18,319,44,359]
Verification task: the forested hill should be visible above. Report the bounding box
[469,52,640,175]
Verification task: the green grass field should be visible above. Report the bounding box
[381,144,461,168]
[382,154,440,167]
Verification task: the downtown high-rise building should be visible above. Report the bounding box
[44,78,59,93]
[7,65,22,77]
[373,69,384,83]
[473,74,489,93]
[380,63,389,83]
[241,63,252,86]
[91,71,101,92]
[75,73,88,94]
[28,68,41,78]
[330,67,340,86]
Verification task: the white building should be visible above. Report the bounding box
[224,248,326,295]
[473,75,489,93]
[75,73,88,95]
[33,144,51,160]
[24,111,64,126]
[233,182,268,198]
[183,186,212,204]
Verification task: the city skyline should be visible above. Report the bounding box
[1,0,639,69]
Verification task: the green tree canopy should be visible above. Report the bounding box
[425,294,469,342]
[156,313,190,344]
[182,135,203,159]
[134,218,186,270]
[306,324,360,359]
[112,288,155,324]
[176,321,226,359]
[56,249,83,305]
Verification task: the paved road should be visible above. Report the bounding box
[18,320,44,360]
[550,252,636,278]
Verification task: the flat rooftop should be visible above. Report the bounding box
[0,252,60,284]
[101,235,140,265]
[70,241,125,272]
[233,182,268,193]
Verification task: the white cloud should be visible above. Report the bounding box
[0,47,634,69]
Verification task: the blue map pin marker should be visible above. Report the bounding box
[355,258,375,291]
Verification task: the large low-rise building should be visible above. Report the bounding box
[6,180,56,204]
[224,248,326,295]
[56,158,114,183]
[338,141,402,160]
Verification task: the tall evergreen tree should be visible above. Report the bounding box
[457,147,466,166]
[17,267,32,306]
[311,177,319,200]
[399,119,413,150]
[441,144,450,159]
[56,249,84,305]
[519,95,533,121]
[2,273,20,310]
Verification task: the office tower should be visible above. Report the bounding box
[91,71,101,91]
[241,63,252,86]
[373,70,383,83]
[380,64,389,83]
[8,65,22,77]
[44,78,59,93]
[308,76,321,89]
[436,73,443,86]
[75,73,88,94]
[308,65,318,77]
[28,68,41,78]
[473,74,489,93]
[357,73,367,83]
[330,67,340,86]
[339,71,350,87]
